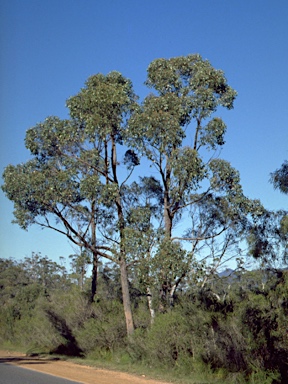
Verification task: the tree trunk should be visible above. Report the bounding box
[164,203,172,238]
[146,286,155,324]
[120,259,134,336]
[90,251,98,302]
[90,201,97,302]
[169,284,177,307]
[163,154,173,238]
[163,180,172,238]
[111,133,134,336]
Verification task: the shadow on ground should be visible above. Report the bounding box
[0,356,59,365]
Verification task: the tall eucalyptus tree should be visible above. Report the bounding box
[128,55,263,304]
[2,55,266,331]
[2,72,139,335]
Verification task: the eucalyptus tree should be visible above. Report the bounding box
[2,55,267,332]
[270,159,288,246]
[22,252,68,290]
[128,54,263,304]
[69,249,91,291]
[271,160,288,195]
[2,72,141,336]
[243,161,288,265]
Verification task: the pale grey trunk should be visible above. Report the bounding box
[120,259,134,336]
[111,133,135,336]
[169,284,177,307]
[146,286,155,324]
[90,201,98,302]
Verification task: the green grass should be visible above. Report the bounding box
[0,344,277,384]
[68,352,229,384]
[0,343,225,383]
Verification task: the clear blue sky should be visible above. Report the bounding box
[1,0,288,265]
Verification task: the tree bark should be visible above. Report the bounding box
[90,201,97,302]
[163,155,173,239]
[146,286,155,324]
[120,259,134,336]
[169,284,177,307]
[91,251,98,302]
[111,133,134,336]
[164,203,172,238]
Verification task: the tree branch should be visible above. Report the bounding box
[171,226,227,242]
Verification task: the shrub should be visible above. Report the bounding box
[128,310,193,369]
[76,300,126,354]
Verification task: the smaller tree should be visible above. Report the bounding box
[22,252,68,290]
[69,249,91,291]
[2,71,141,336]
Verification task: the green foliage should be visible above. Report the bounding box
[67,72,138,138]
[127,54,269,311]
[200,117,227,150]
[247,210,288,263]
[0,255,70,348]
[171,147,206,193]
[76,300,126,353]
[238,270,288,381]
[127,269,286,382]
[1,254,287,383]
[2,54,288,380]
[2,55,278,335]
[10,306,64,351]
[145,54,237,111]
[69,250,91,290]
[152,240,191,303]
[270,160,288,194]
[128,310,192,368]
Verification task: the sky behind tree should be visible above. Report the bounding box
[1,0,287,264]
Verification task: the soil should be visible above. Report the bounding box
[0,350,171,384]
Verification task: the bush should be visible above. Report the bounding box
[128,310,193,369]
[0,301,64,352]
[201,316,247,372]
[76,300,126,354]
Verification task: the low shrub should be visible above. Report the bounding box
[76,300,126,354]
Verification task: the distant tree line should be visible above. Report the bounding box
[0,253,287,383]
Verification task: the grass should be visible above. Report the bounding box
[1,343,275,384]
[65,352,229,384]
[0,343,226,383]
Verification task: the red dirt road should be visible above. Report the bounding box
[0,350,171,384]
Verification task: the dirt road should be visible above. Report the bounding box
[0,350,171,384]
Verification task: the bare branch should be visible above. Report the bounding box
[171,226,227,242]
